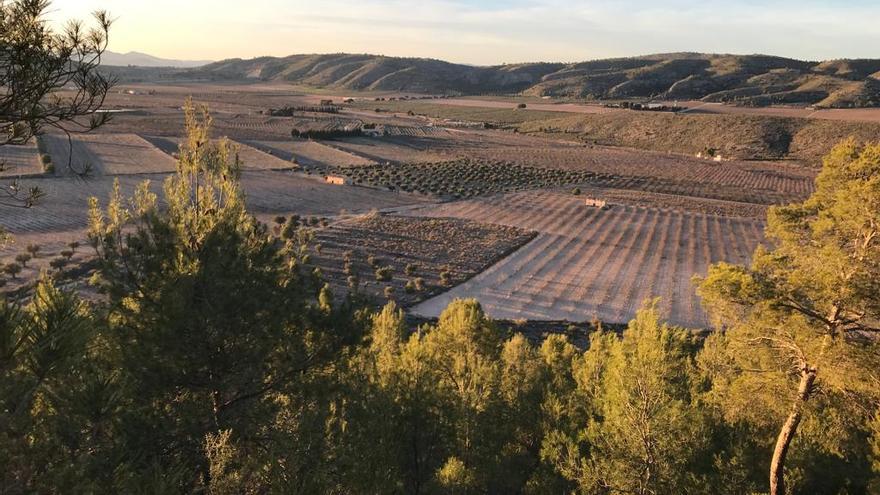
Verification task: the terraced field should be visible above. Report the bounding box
[0,171,428,235]
[326,137,447,164]
[449,145,816,202]
[247,140,376,167]
[145,136,302,170]
[0,140,41,177]
[311,214,535,306]
[409,191,764,328]
[41,133,177,175]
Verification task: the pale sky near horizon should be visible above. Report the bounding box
[49,0,880,65]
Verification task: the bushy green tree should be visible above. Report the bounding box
[698,139,880,494]
[86,100,362,491]
[0,278,119,493]
[1,0,114,218]
[544,302,717,494]
[330,299,570,493]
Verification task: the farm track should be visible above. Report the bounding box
[409,191,764,327]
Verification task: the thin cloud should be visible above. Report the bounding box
[48,0,880,64]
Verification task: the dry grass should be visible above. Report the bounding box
[516,112,880,163]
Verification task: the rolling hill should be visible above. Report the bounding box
[192,53,564,94]
[103,51,213,68]
[114,52,880,108]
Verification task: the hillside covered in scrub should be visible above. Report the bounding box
[146,52,880,108]
[516,112,880,163]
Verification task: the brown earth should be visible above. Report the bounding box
[310,214,535,307]
[408,191,764,328]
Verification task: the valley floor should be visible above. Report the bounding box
[1,83,821,328]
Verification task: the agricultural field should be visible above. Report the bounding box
[40,133,177,175]
[0,170,430,292]
[408,191,764,328]
[354,99,575,124]
[314,159,596,198]
[145,136,306,170]
[0,140,41,177]
[246,140,376,167]
[311,153,811,205]
[447,144,816,196]
[310,214,535,306]
[2,82,837,330]
[322,137,447,164]
[0,171,427,236]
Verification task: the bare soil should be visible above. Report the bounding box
[0,140,41,177]
[408,191,764,328]
[310,214,536,307]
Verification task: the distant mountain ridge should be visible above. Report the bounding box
[187,52,880,107]
[103,51,213,68]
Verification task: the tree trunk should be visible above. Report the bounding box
[769,367,816,495]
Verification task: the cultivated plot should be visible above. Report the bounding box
[247,140,375,167]
[446,144,816,202]
[312,214,535,306]
[327,137,448,164]
[0,171,428,235]
[41,133,177,175]
[0,140,41,177]
[409,191,764,328]
[145,136,304,170]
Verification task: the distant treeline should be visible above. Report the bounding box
[291,127,362,140]
[603,101,686,112]
[268,105,340,116]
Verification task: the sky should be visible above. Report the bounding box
[48,0,880,65]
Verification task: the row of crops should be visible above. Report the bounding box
[318,159,597,198]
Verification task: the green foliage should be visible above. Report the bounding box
[375,265,393,281]
[2,125,877,494]
[0,278,115,492]
[0,0,114,212]
[543,302,717,494]
[82,100,364,492]
[698,139,880,494]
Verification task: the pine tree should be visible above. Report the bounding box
[698,139,880,495]
[544,302,715,494]
[87,100,361,491]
